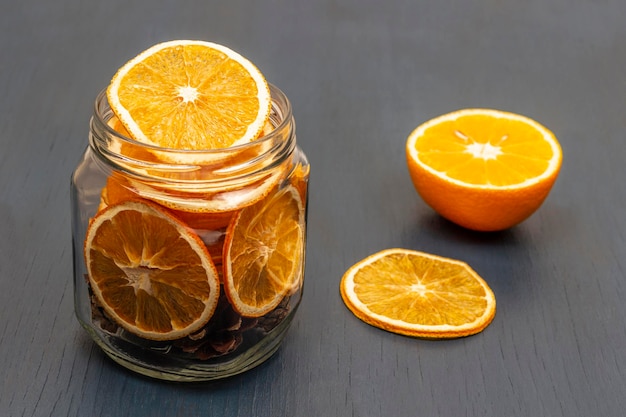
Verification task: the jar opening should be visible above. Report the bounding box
[89,84,295,186]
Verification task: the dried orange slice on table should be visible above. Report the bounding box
[84,199,221,340]
[340,248,496,339]
[223,185,305,317]
[406,108,562,231]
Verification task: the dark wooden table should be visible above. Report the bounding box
[2,1,626,416]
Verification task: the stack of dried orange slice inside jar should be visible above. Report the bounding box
[71,40,309,381]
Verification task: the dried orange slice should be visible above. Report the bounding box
[223,185,304,317]
[290,161,310,202]
[340,248,496,338]
[107,40,271,151]
[127,170,284,214]
[84,199,220,340]
[101,119,288,216]
[406,109,562,231]
[99,174,233,225]
[98,172,139,210]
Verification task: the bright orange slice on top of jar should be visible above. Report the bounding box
[223,185,305,317]
[84,199,221,340]
[107,40,271,152]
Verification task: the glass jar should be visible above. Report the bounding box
[71,84,309,381]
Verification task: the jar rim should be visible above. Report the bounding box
[89,83,296,191]
[92,83,293,157]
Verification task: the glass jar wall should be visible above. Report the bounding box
[71,84,309,381]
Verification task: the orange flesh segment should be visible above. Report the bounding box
[416,115,555,186]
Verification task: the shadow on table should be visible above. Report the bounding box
[401,210,553,307]
[408,211,528,248]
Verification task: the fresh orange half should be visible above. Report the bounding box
[340,248,496,338]
[406,109,562,231]
[223,185,305,317]
[107,40,271,152]
[84,199,220,340]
